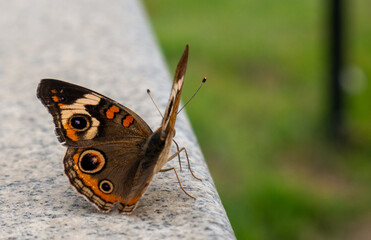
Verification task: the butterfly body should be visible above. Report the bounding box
[37,45,190,214]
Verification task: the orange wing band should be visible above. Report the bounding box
[73,153,120,203]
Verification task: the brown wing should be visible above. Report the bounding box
[153,44,188,175]
[37,79,152,147]
[37,79,154,213]
[117,45,189,214]
[63,142,145,212]
[161,44,188,137]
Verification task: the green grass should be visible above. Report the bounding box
[143,0,371,239]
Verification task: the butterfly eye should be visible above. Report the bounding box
[78,149,105,174]
[99,180,114,194]
[69,115,90,131]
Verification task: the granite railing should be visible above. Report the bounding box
[0,0,235,239]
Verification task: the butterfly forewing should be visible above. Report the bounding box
[37,79,152,147]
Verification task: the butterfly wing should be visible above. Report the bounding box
[161,45,188,137]
[63,143,145,212]
[153,44,188,174]
[117,45,190,214]
[37,79,153,212]
[37,79,152,147]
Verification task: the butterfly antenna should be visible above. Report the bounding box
[178,77,207,114]
[147,89,164,118]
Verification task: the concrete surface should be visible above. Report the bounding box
[0,0,235,239]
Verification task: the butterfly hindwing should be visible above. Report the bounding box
[63,142,145,212]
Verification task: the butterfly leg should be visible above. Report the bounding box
[172,139,183,171]
[160,167,196,200]
[167,147,202,181]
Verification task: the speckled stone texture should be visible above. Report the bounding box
[0,0,235,239]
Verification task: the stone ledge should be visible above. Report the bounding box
[0,0,235,239]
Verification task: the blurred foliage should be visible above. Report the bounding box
[143,0,371,239]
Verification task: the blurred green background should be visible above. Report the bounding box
[143,0,371,239]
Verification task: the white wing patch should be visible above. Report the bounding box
[162,78,184,129]
[81,94,101,104]
[169,77,184,99]
[60,94,101,140]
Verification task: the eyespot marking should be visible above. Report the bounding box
[68,115,91,131]
[78,149,106,174]
[99,180,114,194]
[71,117,87,129]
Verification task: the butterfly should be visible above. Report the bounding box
[37,45,200,214]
